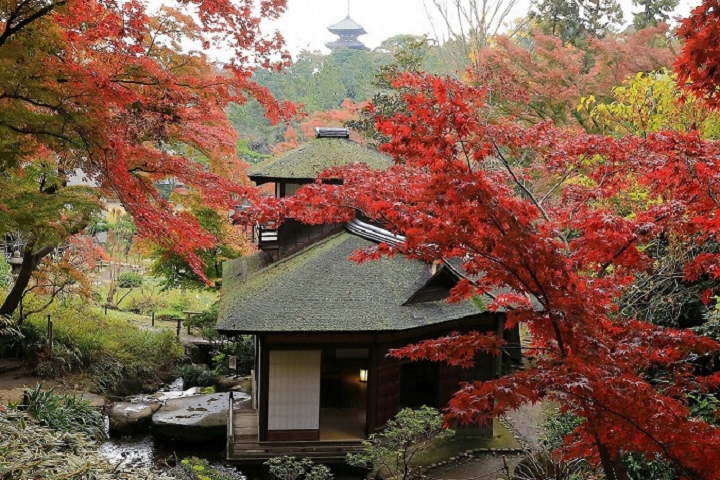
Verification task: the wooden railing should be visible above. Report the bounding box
[227,391,235,445]
[254,222,278,246]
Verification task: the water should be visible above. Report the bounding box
[98,378,239,474]
[98,433,229,471]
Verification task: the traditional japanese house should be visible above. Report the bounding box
[218,128,515,462]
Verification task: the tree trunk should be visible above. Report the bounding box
[106,282,118,307]
[595,436,629,480]
[0,245,56,322]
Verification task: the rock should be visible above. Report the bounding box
[151,392,232,443]
[215,375,251,394]
[112,377,161,396]
[109,400,160,435]
[76,392,106,408]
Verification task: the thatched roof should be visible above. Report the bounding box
[217,230,482,333]
[247,138,391,185]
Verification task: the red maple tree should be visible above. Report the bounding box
[675,0,720,108]
[245,71,720,479]
[0,0,298,314]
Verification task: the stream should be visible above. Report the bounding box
[97,378,242,476]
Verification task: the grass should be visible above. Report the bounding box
[93,277,217,318]
[15,383,106,440]
[20,298,185,392]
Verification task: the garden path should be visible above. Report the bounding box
[430,402,549,480]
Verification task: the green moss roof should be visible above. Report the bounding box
[217,232,480,333]
[247,138,392,184]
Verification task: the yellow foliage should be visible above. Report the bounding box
[579,69,720,139]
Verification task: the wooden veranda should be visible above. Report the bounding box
[226,393,364,464]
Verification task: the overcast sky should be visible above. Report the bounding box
[264,0,702,58]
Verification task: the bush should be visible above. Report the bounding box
[20,300,184,392]
[347,406,453,480]
[539,407,675,480]
[539,408,583,452]
[174,363,218,388]
[210,335,254,377]
[0,314,23,355]
[172,457,244,479]
[15,383,106,440]
[118,271,143,288]
[126,291,166,315]
[0,406,169,479]
[266,456,333,480]
[512,450,587,480]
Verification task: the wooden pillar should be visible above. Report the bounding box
[366,342,379,435]
[258,336,270,442]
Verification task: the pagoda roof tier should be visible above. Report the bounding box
[325,39,369,51]
[327,15,367,35]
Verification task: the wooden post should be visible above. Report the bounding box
[104,305,108,315]
[228,390,235,444]
[186,312,191,335]
[151,311,155,327]
[229,355,238,378]
[46,314,53,359]
[176,318,181,338]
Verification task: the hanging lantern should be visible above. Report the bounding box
[359,368,368,383]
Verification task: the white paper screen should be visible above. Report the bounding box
[268,350,321,431]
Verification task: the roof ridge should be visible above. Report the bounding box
[345,218,405,245]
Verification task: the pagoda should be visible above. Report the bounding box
[325,1,368,51]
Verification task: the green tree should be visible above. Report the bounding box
[579,0,624,37]
[531,0,586,44]
[581,70,720,138]
[173,457,245,480]
[149,205,246,290]
[347,407,453,480]
[532,0,624,43]
[0,160,101,319]
[632,0,679,29]
[348,36,435,146]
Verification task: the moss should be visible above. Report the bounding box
[217,232,482,333]
[412,420,522,468]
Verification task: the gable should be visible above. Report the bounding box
[403,267,457,305]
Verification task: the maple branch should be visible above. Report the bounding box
[561,389,700,480]
[539,167,575,205]
[0,122,73,142]
[598,235,638,277]
[491,140,551,222]
[21,282,69,318]
[0,0,65,48]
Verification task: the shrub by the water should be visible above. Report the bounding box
[18,383,106,440]
[173,363,218,388]
[0,404,172,479]
[265,456,333,480]
[172,457,244,480]
[20,301,184,392]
